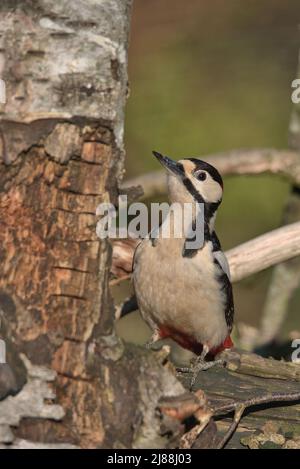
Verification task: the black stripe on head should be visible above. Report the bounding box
[177,164,220,225]
[177,163,204,205]
[177,158,222,227]
[188,158,223,189]
[178,162,221,257]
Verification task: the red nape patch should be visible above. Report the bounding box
[159,326,234,358]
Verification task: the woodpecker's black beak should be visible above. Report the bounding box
[152,151,184,178]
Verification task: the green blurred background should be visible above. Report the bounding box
[117,0,300,349]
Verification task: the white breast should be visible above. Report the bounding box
[133,236,229,350]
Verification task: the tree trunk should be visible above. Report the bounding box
[0,0,185,449]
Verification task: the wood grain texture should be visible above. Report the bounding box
[179,349,300,449]
[0,0,170,450]
[0,1,190,450]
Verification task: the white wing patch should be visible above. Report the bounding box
[213,250,231,279]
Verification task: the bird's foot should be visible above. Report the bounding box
[177,356,225,391]
[145,329,162,350]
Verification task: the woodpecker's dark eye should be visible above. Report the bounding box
[195,171,207,181]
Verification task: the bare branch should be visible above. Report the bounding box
[110,222,300,283]
[109,274,131,287]
[221,348,300,381]
[226,221,300,282]
[256,73,300,347]
[215,390,300,449]
[216,404,245,449]
[111,238,139,278]
[158,369,300,449]
[121,148,300,200]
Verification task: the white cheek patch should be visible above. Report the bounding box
[193,173,222,203]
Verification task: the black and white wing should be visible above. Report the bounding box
[211,232,234,331]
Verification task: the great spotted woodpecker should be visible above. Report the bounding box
[133,151,234,388]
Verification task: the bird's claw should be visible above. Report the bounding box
[176,358,225,391]
[145,330,162,350]
[145,340,154,349]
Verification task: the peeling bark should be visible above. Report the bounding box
[0,0,185,449]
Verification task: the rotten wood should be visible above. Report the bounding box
[0,0,186,450]
[166,349,300,449]
[0,0,190,451]
[215,390,300,449]
[0,354,64,444]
